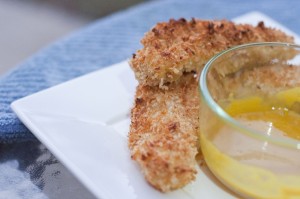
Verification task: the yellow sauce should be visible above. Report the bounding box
[201,87,300,199]
[226,95,300,140]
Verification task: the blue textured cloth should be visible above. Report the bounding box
[1,0,300,143]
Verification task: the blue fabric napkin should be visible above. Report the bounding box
[1,0,300,143]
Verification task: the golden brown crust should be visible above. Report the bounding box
[130,19,294,87]
[128,73,200,192]
[129,63,300,192]
[128,18,296,192]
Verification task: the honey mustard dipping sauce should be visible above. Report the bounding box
[200,87,300,199]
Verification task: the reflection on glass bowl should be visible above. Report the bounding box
[199,42,300,199]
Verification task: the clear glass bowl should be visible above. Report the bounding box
[199,42,300,199]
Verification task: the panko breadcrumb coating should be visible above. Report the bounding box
[128,18,295,192]
[129,64,300,192]
[129,73,200,192]
[130,19,294,87]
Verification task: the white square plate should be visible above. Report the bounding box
[12,12,300,199]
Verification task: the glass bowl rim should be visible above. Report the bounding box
[199,42,300,149]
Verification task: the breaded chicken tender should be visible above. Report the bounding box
[128,18,296,192]
[224,63,300,97]
[129,73,200,192]
[130,19,294,87]
[129,64,300,192]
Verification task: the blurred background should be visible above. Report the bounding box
[0,0,144,75]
